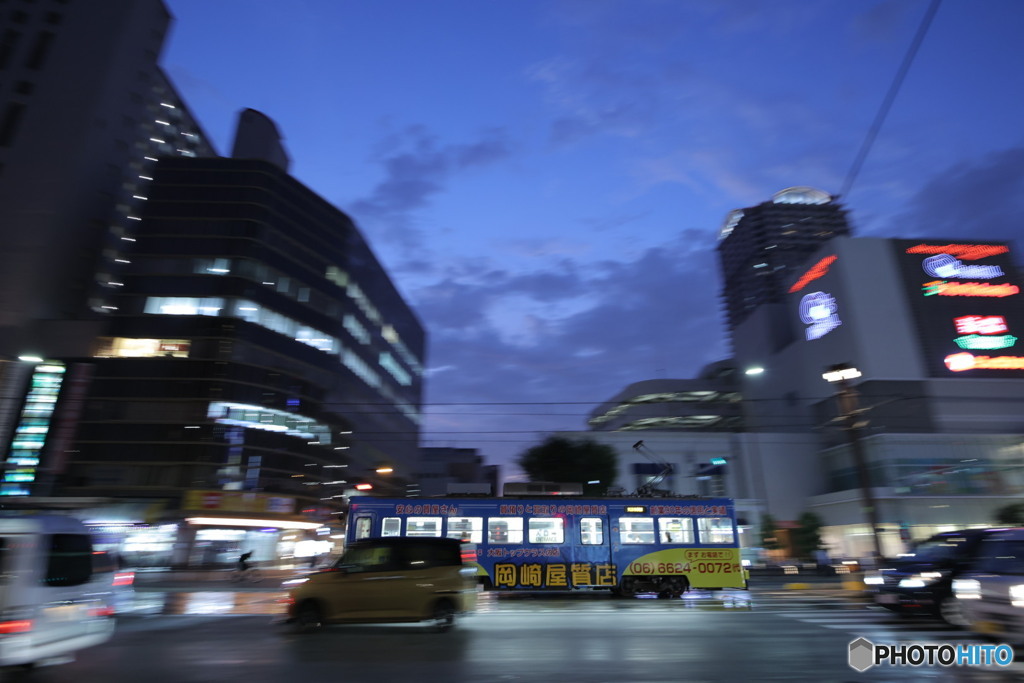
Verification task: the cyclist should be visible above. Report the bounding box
[238,551,253,573]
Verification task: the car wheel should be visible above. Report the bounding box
[430,600,456,633]
[292,601,323,634]
[937,596,968,627]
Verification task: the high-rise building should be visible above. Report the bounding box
[0,1,429,566]
[716,187,852,337]
[50,143,425,520]
[0,0,214,359]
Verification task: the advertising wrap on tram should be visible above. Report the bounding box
[345,496,746,597]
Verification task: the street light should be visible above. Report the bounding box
[822,363,884,564]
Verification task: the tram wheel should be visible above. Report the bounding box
[618,578,638,598]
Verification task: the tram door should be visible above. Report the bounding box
[571,515,613,587]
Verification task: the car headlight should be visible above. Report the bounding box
[898,571,944,589]
[952,578,981,599]
[1010,584,1024,608]
[863,572,885,586]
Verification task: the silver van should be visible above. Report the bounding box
[953,528,1024,643]
[0,513,116,669]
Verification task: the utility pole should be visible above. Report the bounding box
[823,364,884,564]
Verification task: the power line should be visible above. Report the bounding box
[839,0,942,200]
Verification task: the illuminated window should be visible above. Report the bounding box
[528,517,564,544]
[487,517,523,544]
[194,257,231,275]
[343,315,370,344]
[381,517,401,537]
[579,517,604,545]
[353,516,372,540]
[697,517,734,544]
[658,517,694,544]
[405,517,441,537]
[379,352,411,386]
[619,517,655,544]
[446,517,483,543]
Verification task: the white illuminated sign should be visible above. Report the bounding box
[799,291,842,341]
[922,253,1005,279]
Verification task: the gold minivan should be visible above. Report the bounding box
[284,537,477,633]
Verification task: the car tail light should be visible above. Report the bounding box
[89,605,116,618]
[113,571,135,587]
[0,619,32,635]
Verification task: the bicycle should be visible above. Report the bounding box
[229,566,264,583]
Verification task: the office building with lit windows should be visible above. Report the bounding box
[0,1,427,566]
[44,124,426,564]
[0,0,212,359]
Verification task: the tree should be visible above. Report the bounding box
[995,502,1024,525]
[516,436,618,496]
[792,511,825,561]
[760,513,781,550]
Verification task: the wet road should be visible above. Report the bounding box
[9,588,1024,683]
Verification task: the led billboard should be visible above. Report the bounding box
[894,240,1024,377]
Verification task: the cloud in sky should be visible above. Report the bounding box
[414,229,728,461]
[349,125,512,253]
[873,146,1024,248]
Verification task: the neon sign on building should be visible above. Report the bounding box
[945,352,1024,372]
[799,291,842,340]
[906,243,1009,260]
[922,281,1020,298]
[953,315,1017,350]
[1,362,66,496]
[896,239,1024,377]
[922,253,1004,279]
[789,255,837,293]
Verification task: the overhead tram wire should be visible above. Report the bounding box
[838,0,942,201]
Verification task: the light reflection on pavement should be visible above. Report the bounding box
[474,589,754,613]
[131,591,289,617]
[128,586,853,617]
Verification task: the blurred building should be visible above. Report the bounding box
[0,1,426,567]
[416,447,500,498]
[566,188,1024,560]
[717,187,852,334]
[0,0,212,360]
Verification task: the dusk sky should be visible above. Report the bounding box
[161,0,1024,477]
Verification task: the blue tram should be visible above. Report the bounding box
[345,496,747,597]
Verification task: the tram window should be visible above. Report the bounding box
[619,517,655,544]
[580,517,604,545]
[487,517,524,544]
[697,517,735,544]
[353,516,373,540]
[381,517,401,537]
[446,516,483,543]
[658,517,694,544]
[406,517,442,537]
[528,517,564,544]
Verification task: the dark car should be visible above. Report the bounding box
[864,528,1009,625]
